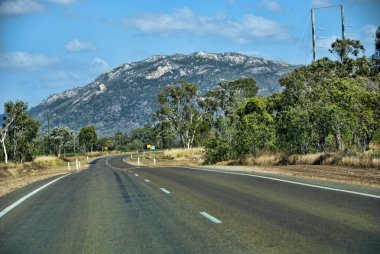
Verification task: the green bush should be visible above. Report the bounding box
[204,137,230,164]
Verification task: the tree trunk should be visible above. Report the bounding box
[334,130,343,151]
[1,138,7,164]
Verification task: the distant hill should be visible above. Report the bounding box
[28,51,296,136]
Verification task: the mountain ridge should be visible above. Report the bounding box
[28,51,296,136]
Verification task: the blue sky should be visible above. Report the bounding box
[0,0,378,113]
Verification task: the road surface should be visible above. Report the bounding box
[1,155,379,253]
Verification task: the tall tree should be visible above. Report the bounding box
[236,97,275,156]
[50,125,74,157]
[155,81,212,149]
[78,125,97,152]
[205,78,258,117]
[8,113,40,162]
[0,101,39,164]
[329,38,365,63]
[204,78,259,159]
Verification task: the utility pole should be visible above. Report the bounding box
[340,4,345,40]
[73,134,76,154]
[311,8,316,62]
[47,111,51,155]
[310,4,346,63]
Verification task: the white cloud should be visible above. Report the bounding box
[64,39,96,52]
[0,52,59,71]
[46,0,80,5]
[90,58,110,74]
[312,0,332,8]
[0,0,44,16]
[123,8,289,43]
[260,0,282,12]
[0,0,79,16]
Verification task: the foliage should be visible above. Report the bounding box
[203,78,260,163]
[329,38,365,63]
[204,135,230,164]
[154,81,212,149]
[2,38,378,165]
[78,125,97,152]
[237,97,276,156]
[203,38,379,163]
[0,101,40,163]
[205,78,259,117]
[50,125,74,157]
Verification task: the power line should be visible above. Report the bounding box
[291,11,310,64]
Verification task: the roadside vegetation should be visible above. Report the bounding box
[0,35,379,174]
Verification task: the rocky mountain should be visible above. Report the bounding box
[29,51,296,136]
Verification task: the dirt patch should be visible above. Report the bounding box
[204,164,380,188]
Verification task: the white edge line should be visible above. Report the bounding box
[200,211,222,224]
[106,157,139,170]
[179,167,380,199]
[160,188,171,194]
[0,174,70,219]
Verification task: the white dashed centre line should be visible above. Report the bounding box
[144,179,151,183]
[160,188,171,194]
[200,212,222,224]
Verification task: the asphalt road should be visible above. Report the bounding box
[1,155,379,253]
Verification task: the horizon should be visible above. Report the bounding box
[0,0,379,113]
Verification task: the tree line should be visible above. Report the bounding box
[0,108,98,164]
[1,35,379,165]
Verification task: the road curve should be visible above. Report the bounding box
[1,155,379,253]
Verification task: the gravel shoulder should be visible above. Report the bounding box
[202,164,380,188]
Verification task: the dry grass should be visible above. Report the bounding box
[340,156,380,168]
[34,155,65,166]
[246,153,280,166]
[244,151,380,168]
[126,148,205,167]
[163,147,204,159]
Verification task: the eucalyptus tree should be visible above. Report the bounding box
[50,125,74,157]
[78,125,97,152]
[155,81,213,149]
[1,101,39,163]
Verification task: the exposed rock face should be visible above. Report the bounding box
[29,51,295,136]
